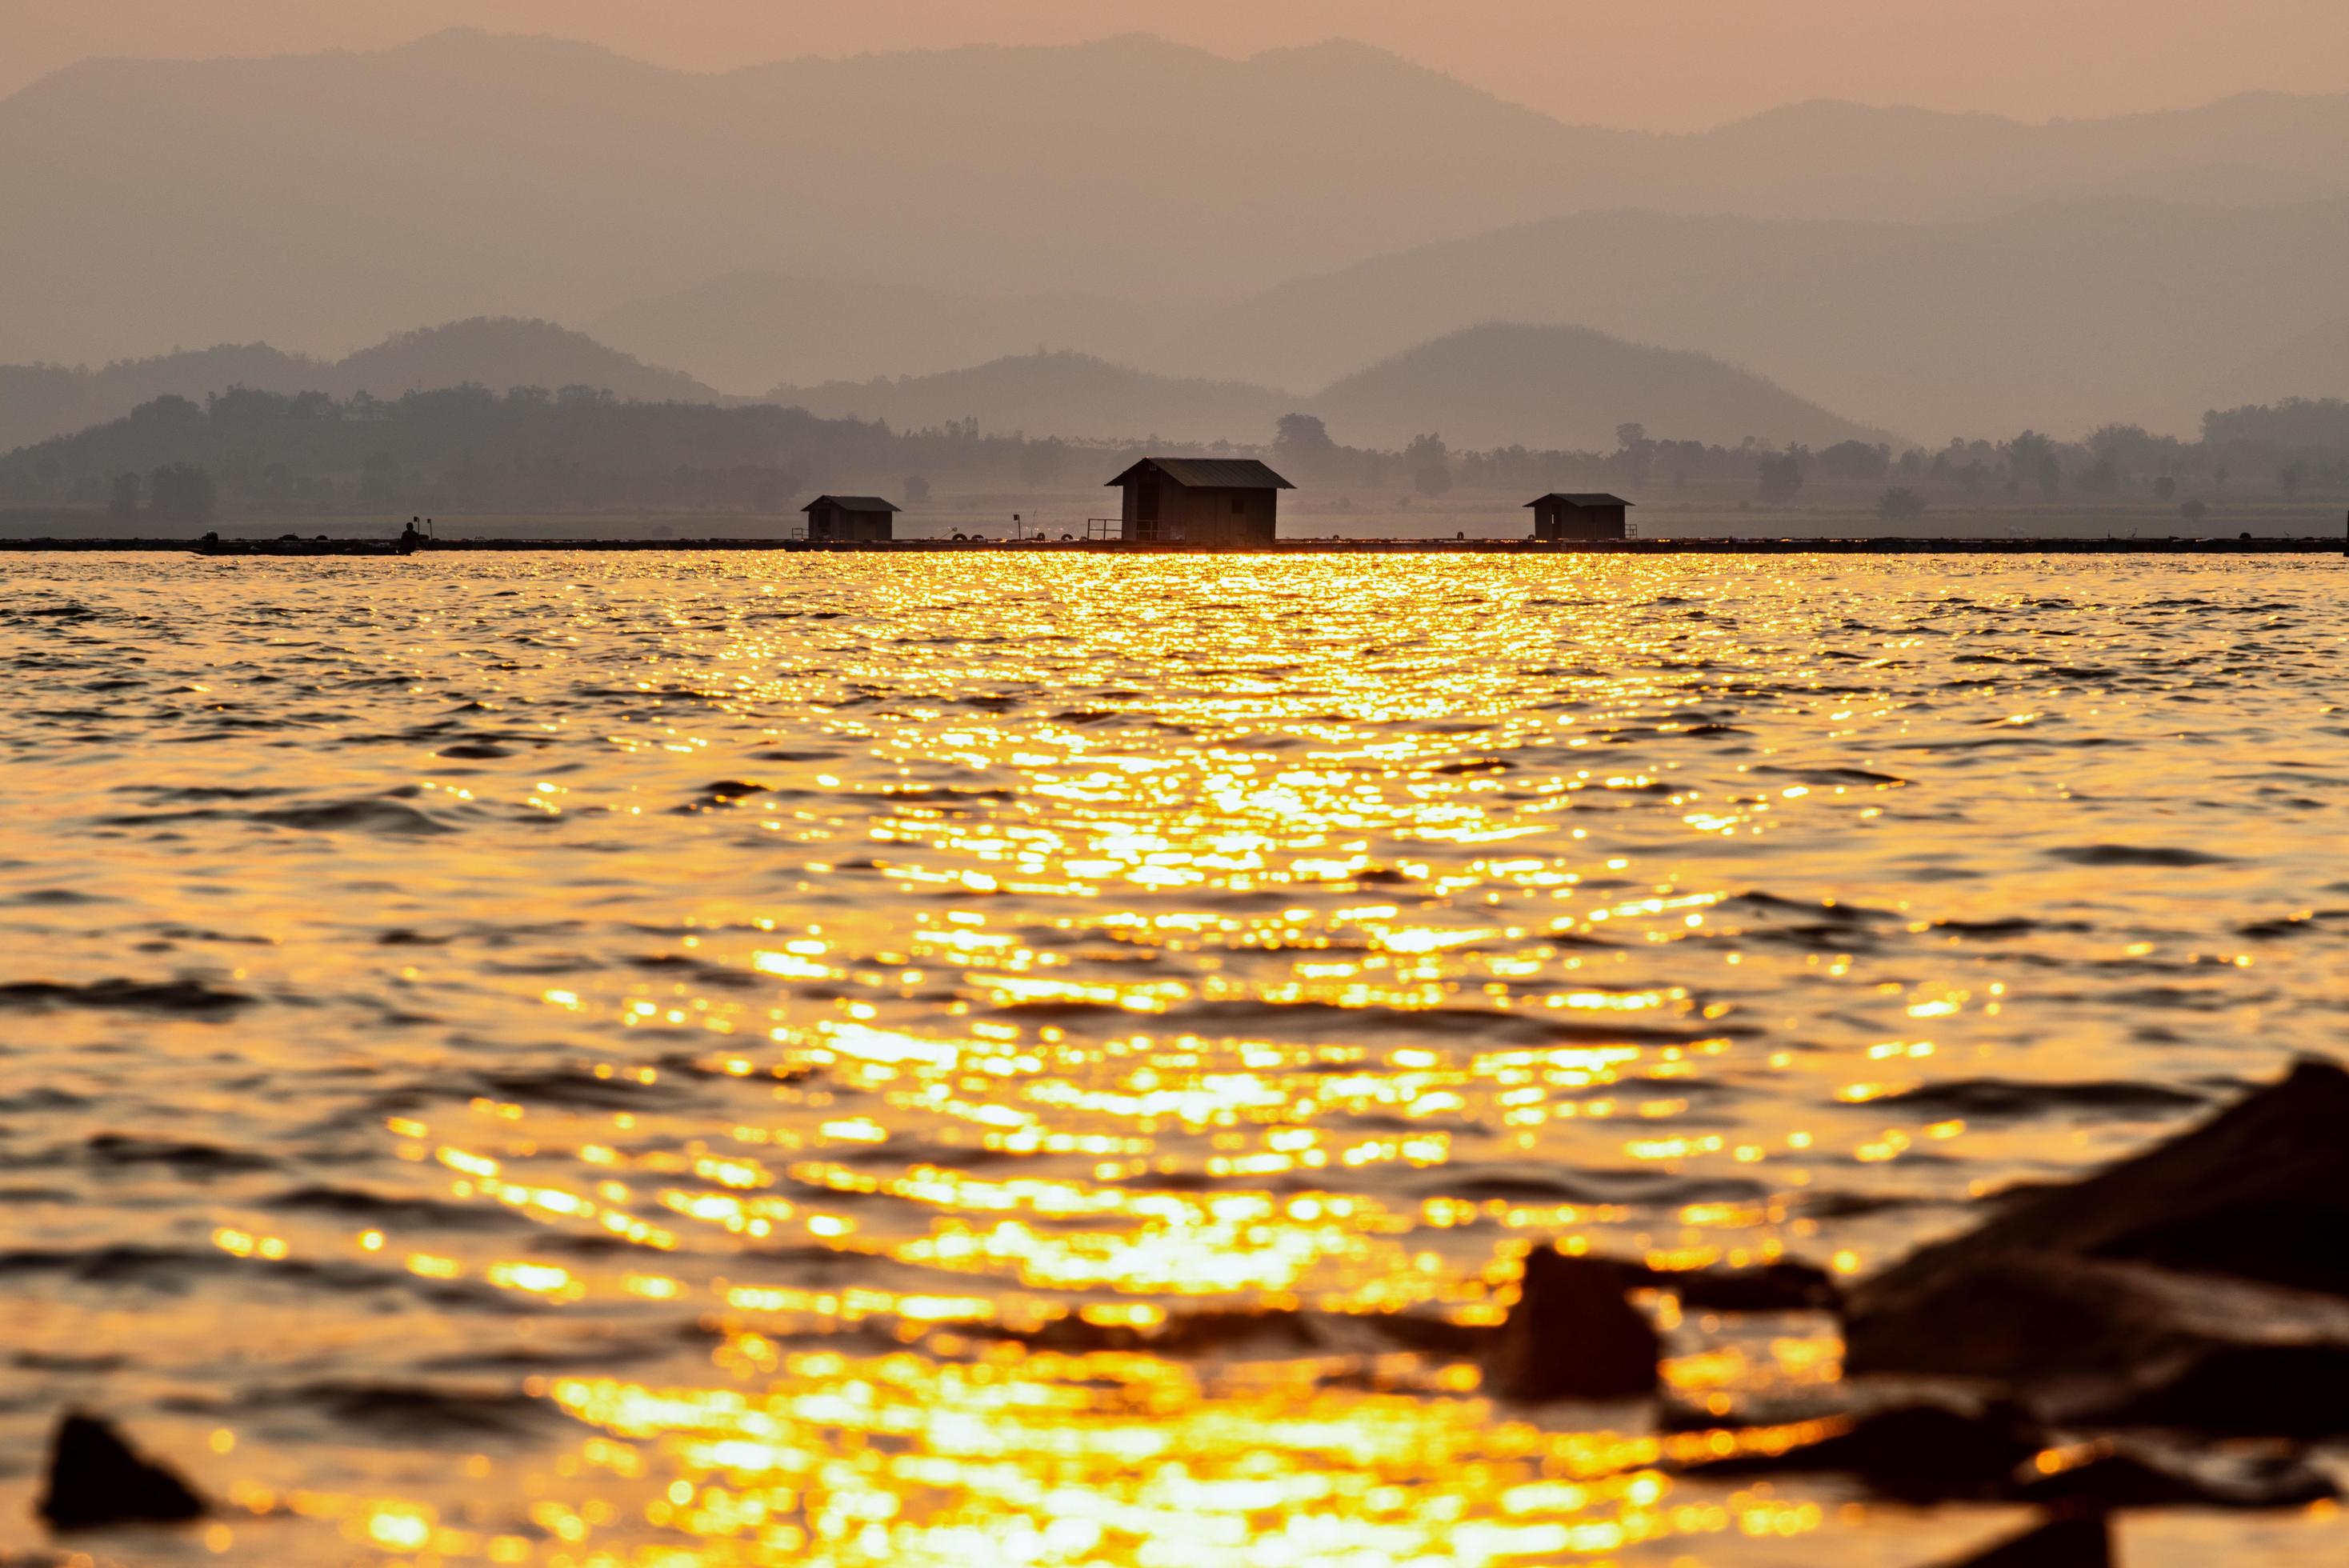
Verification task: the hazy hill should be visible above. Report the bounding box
[1310,325,1890,450]
[330,318,716,402]
[762,326,1879,452]
[1168,199,2349,438]
[0,318,720,453]
[1651,95,2349,221]
[0,345,314,455]
[766,353,1296,446]
[2186,319,2349,418]
[6,29,2348,368]
[595,274,1153,396]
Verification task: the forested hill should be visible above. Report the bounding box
[0,318,722,454]
[0,387,909,518]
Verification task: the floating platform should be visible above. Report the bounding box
[189,538,418,558]
[3,535,2343,555]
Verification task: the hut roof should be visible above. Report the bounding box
[1106,458,1294,490]
[802,494,901,514]
[1524,493,1635,507]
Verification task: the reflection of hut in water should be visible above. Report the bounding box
[1526,493,1633,542]
[802,495,900,542]
[1106,458,1293,545]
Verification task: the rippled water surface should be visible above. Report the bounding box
[4,553,2347,1566]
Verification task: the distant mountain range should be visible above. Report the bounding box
[0,319,721,454]
[11,301,2342,462]
[2,315,1886,458]
[5,27,2347,378]
[770,328,1888,451]
[1162,199,2349,438]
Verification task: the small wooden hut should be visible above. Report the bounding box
[1105,458,1293,546]
[802,495,900,542]
[1526,493,1633,542]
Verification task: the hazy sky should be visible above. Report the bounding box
[7,0,2347,131]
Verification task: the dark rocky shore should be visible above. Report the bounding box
[962,1059,2349,1564]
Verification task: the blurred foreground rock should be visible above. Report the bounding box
[1845,1060,2349,1433]
[1681,1402,2041,1502]
[35,1411,206,1530]
[1483,1248,1659,1402]
[1679,1397,2334,1508]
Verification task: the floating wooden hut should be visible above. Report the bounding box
[802,495,900,542]
[1105,458,1293,546]
[1527,493,1633,542]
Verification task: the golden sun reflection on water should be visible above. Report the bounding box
[7,554,2349,1565]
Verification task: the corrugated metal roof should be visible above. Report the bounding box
[1524,493,1635,507]
[1106,458,1295,490]
[802,494,902,513]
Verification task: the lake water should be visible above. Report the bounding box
[4,552,2346,1566]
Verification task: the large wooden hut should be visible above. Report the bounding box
[802,495,900,542]
[1526,493,1633,542]
[1105,458,1293,546]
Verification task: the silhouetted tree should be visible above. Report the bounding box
[904,473,931,504]
[1404,433,1452,497]
[1612,423,1655,486]
[2001,430,2056,498]
[2153,476,2177,501]
[107,472,141,519]
[1878,486,1927,522]
[1756,451,1803,504]
[2179,498,2208,526]
[1274,413,1341,482]
[2279,461,2305,498]
[1817,440,1891,482]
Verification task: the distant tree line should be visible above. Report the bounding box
[1276,404,2349,512]
[0,385,1058,518]
[4,386,2347,522]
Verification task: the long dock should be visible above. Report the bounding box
[3,535,2343,555]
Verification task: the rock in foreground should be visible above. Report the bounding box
[1680,1402,2041,1502]
[1844,1060,2349,1431]
[1851,1059,2349,1330]
[36,1411,206,1530]
[1680,1397,2335,1509]
[1483,1248,1659,1402]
